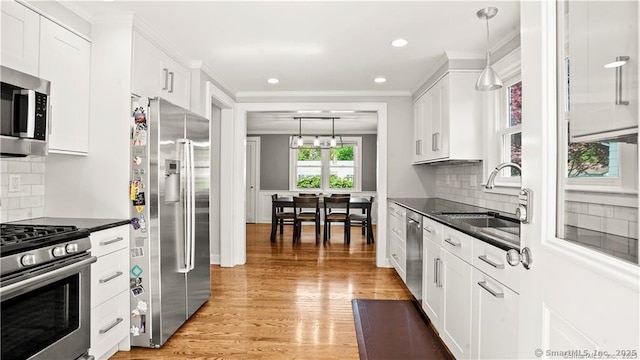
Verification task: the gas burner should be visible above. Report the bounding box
[0,224,89,258]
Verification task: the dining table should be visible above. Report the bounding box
[271,196,374,244]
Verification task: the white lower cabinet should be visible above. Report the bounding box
[471,269,519,359]
[440,248,473,360]
[421,214,520,359]
[89,225,130,360]
[422,217,443,332]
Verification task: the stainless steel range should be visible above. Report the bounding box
[0,224,96,360]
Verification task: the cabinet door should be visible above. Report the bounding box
[423,236,443,332]
[39,17,91,154]
[1,1,39,76]
[162,56,190,110]
[429,75,449,160]
[412,98,424,163]
[471,269,519,359]
[440,249,473,360]
[569,1,638,140]
[131,31,163,99]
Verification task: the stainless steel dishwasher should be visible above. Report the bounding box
[405,210,423,306]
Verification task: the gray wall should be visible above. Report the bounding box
[255,134,378,192]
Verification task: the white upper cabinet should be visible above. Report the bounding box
[568,1,638,142]
[132,31,191,109]
[1,1,39,76]
[39,17,91,155]
[412,71,482,164]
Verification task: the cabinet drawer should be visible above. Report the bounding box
[422,216,442,245]
[388,202,406,222]
[89,290,129,360]
[472,240,521,293]
[389,235,406,281]
[441,226,473,264]
[90,226,129,258]
[91,248,129,308]
[388,213,406,241]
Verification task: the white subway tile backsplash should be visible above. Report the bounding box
[1,156,46,222]
[7,161,31,173]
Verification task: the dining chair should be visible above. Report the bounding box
[349,196,375,244]
[298,193,320,234]
[270,194,294,242]
[292,196,320,244]
[323,196,351,244]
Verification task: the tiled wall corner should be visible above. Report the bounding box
[0,156,46,222]
[434,162,519,214]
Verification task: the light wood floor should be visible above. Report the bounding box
[111,223,411,359]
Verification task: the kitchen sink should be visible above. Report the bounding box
[435,212,520,228]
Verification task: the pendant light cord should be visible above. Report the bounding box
[485,17,491,67]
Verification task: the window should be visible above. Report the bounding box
[289,137,362,192]
[483,49,523,192]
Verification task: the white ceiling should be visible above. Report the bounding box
[246,111,378,134]
[64,1,521,95]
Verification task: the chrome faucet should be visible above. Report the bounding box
[485,162,522,189]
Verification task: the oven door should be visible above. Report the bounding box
[0,253,96,360]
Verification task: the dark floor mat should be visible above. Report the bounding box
[352,299,451,360]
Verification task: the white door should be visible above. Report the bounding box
[518,2,639,359]
[245,137,259,223]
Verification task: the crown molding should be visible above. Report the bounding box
[236,90,411,99]
[191,60,237,97]
[489,25,520,54]
[53,1,94,23]
[132,16,192,69]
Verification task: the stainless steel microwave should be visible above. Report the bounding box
[0,66,50,157]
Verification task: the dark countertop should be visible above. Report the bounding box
[9,217,130,233]
[388,198,521,251]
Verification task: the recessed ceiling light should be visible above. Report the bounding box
[374,77,387,84]
[330,110,355,113]
[267,78,279,84]
[297,110,322,114]
[391,38,408,47]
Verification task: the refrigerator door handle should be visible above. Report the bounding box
[188,140,196,271]
[178,139,190,273]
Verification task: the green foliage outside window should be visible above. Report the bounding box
[330,146,354,161]
[297,148,321,161]
[330,174,354,188]
[297,175,321,188]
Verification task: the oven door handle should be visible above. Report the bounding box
[0,256,97,298]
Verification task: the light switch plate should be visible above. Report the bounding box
[9,174,21,192]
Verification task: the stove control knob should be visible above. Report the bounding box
[52,247,66,257]
[20,254,37,267]
[65,243,79,254]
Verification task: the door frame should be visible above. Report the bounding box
[245,136,261,224]
[234,102,388,267]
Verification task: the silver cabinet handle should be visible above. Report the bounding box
[614,56,630,105]
[99,271,123,284]
[444,238,461,247]
[424,226,434,234]
[478,281,504,298]
[478,255,505,269]
[99,236,124,246]
[433,258,438,284]
[169,71,175,93]
[99,317,124,334]
[432,133,436,151]
[435,133,440,151]
[436,258,442,288]
[162,68,169,90]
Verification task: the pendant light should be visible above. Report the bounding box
[475,7,503,91]
[296,117,303,147]
[313,136,320,147]
[330,118,337,147]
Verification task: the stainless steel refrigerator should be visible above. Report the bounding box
[129,97,211,348]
